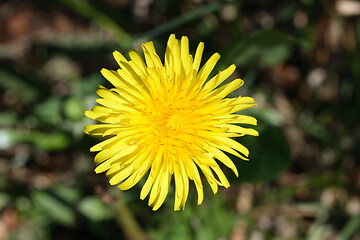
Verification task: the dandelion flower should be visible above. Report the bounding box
[85,34,258,211]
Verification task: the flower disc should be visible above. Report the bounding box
[85,34,258,211]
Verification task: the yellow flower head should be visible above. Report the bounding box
[85,34,258,211]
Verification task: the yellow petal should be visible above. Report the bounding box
[180,36,192,74]
[189,161,204,205]
[211,165,230,188]
[94,145,138,173]
[141,41,155,67]
[100,68,123,88]
[194,52,220,90]
[84,124,118,135]
[193,42,204,73]
[152,165,171,211]
[218,124,259,136]
[213,136,249,159]
[113,50,128,68]
[180,161,189,210]
[118,157,152,190]
[140,173,154,200]
[108,164,134,185]
[129,49,147,75]
[201,64,236,95]
[90,136,118,152]
[210,78,244,99]
[173,163,183,211]
[208,146,238,177]
[196,163,219,194]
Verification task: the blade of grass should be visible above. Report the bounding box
[115,199,150,240]
[58,0,132,48]
[264,171,344,203]
[137,0,233,42]
[335,215,360,240]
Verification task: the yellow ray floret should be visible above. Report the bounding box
[84,34,258,211]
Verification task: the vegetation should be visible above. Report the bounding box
[0,0,359,239]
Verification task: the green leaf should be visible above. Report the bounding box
[32,186,80,226]
[33,97,63,125]
[64,98,85,120]
[336,214,360,240]
[0,192,9,210]
[138,0,226,42]
[148,193,234,240]
[58,0,132,47]
[303,121,331,141]
[76,73,104,95]
[0,112,17,127]
[0,70,39,102]
[223,30,297,67]
[78,197,114,222]
[13,131,70,151]
[231,126,291,183]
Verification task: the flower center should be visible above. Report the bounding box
[167,113,184,131]
[143,97,204,148]
[145,101,190,145]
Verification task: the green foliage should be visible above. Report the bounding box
[32,187,79,226]
[0,70,39,103]
[78,196,114,221]
[235,125,291,183]
[13,131,70,151]
[149,196,235,240]
[33,98,63,125]
[58,0,132,48]
[223,30,297,67]
[64,98,85,121]
[0,0,359,239]
[0,112,17,127]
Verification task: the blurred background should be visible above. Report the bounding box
[0,0,360,239]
